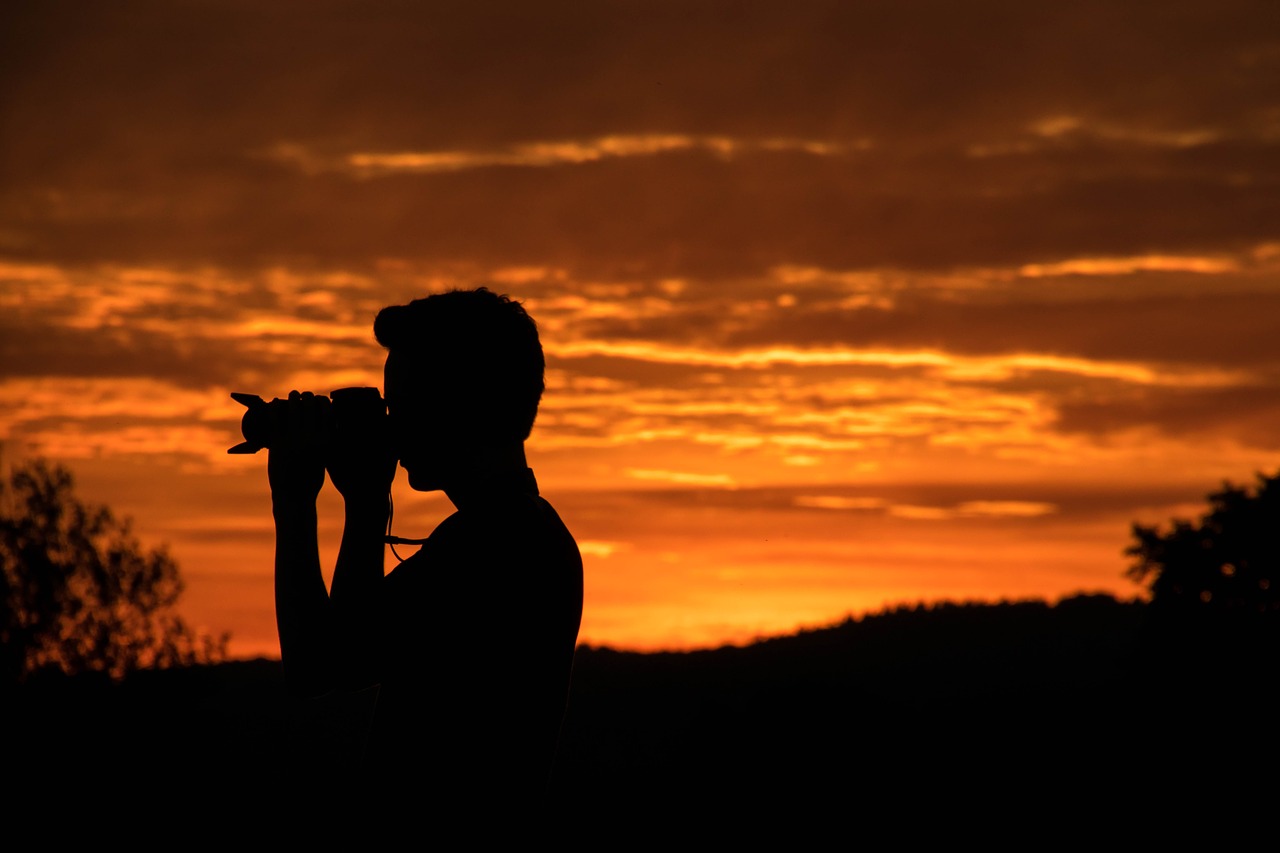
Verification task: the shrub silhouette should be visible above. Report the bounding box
[1127,471,1280,646]
[0,457,226,684]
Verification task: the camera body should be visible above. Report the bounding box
[227,386,387,454]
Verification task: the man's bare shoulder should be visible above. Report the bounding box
[379,494,582,654]
[384,496,580,586]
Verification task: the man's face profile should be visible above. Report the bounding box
[384,350,446,492]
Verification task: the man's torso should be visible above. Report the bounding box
[367,476,583,797]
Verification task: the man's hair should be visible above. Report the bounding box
[374,288,545,442]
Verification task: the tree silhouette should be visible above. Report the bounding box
[0,457,226,684]
[1127,471,1280,645]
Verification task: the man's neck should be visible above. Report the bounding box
[442,443,534,509]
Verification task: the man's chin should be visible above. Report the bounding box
[405,467,441,492]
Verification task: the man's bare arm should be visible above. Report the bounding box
[269,391,337,696]
[326,497,391,687]
[268,390,397,694]
[273,498,335,695]
[325,403,397,688]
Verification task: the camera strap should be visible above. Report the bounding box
[385,534,430,545]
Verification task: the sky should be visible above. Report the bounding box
[3,1,1280,658]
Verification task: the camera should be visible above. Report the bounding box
[227,386,387,454]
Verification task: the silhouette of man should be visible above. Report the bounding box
[268,288,583,817]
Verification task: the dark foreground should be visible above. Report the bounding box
[10,595,1280,837]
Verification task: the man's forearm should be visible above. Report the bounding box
[273,499,333,695]
[331,497,389,602]
[328,496,390,685]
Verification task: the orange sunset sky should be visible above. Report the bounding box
[3,1,1280,658]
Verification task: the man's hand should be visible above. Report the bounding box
[267,390,330,507]
[327,396,397,507]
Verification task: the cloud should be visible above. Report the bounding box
[265,135,865,176]
[0,320,249,387]
[887,504,955,520]
[624,468,737,487]
[5,1,1279,276]
[1018,254,1241,277]
[550,338,1254,384]
[956,500,1057,518]
[7,251,1277,477]
[578,540,631,559]
[1055,384,1280,450]
[12,140,1278,277]
[580,284,1280,371]
[793,496,887,510]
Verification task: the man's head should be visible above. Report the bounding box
[375,288,544,490]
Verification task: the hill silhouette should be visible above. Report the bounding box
[11,594,1277,835]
